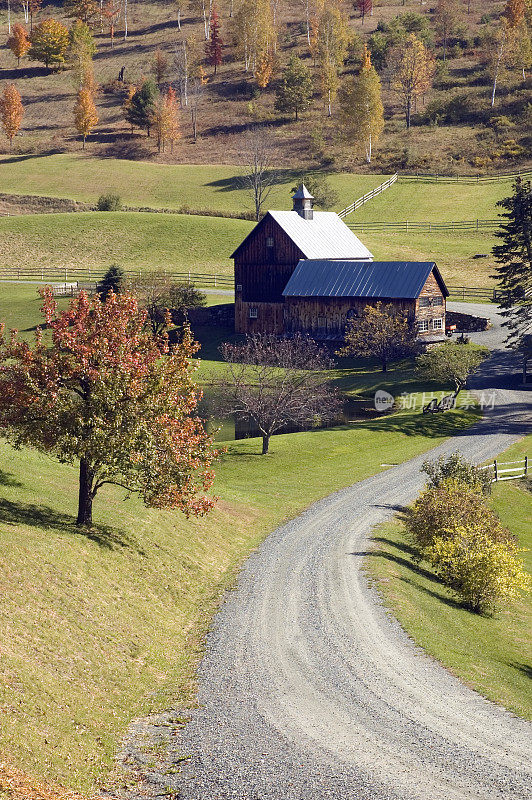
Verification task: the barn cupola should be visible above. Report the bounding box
[292,184,314,220]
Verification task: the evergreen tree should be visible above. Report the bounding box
[125,79,159,136]
[275,54,313,120]
[97,264,125,301]
[492,178,532,346]
[339,44,383,163]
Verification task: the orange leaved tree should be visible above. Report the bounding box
[0,84,24,149]
[74,86,98,147]
[0,289,219,527]
[7,23,30,66]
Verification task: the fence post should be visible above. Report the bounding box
[525,456,528,476]
[476,219,479,231]
[214,274,217,288]
[406,220,408,233]
[494,460,498,481]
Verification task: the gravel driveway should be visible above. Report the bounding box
[120,303,531,800]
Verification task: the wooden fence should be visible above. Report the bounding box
[399,169,532,184]
[0,266,233,289]
[346,219,499,234]
[338,174,398,218]
[447,286,500,301]
[480,457,529,482]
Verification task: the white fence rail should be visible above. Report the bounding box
[480,457,529,482]
[338,174,398,218]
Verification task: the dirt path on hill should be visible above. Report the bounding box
[117,302,532,800]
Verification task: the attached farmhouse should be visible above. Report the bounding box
[232,185,448,341]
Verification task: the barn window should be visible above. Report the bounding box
[432,296,443,306]
[418,320,429,332]
[432,318,443,330]
[418,297,431,307]
[266,236,274,248]
[236,284,243,292]
[249,307,258,319]
[317,316,327,328]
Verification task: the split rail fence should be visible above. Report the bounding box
[346,219,499,234]
[480,457,529,483]
[338,174,398,218]
[0,266,233,289]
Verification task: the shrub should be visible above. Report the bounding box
[422,452,492,495]
[426,527,530,614]
[97,193,122,211]
[406,480,510,552]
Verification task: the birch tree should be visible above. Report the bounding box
[339,45,383,163]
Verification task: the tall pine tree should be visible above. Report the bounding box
[492,178,532,345]
[275,54,313,120]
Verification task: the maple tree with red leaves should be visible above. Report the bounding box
[356,0,372,24]
[205,2,223,75]
[0,289,218,526]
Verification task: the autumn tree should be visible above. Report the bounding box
[434,0,460,61]
[415,341,488,397]
[174,36,202,106]
[492,178,532,346]
[216,333,340,455]
[339,44,383,163]
[507,19,532,79]
[190,0,214,40]
[504,0,526,27]
[205,1,223,75]
[176,0,185,30]
[337,302,418,372]
[151,87,181,152]
[275,54,313,120]
[233,0,276,72]
[0,289,218,526]
[0,85,23,149]
[64,0,99,25]
[29,18,70,69]
[68,20,96,90]
[356,0,372,25]
[125,79,159,136]
[74,86,98,147]
[7,23,30,66]
[102,1,121,46]
[254,48,274,87]
[152,48,169,85]
[315,2,349,115]
[388,33,434,128]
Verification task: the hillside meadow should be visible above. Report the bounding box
[366,435,532,720]
[0,288,482,794]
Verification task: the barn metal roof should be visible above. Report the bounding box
[282,260,449,299]
[231,211,374,260]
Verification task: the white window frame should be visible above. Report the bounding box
[432,296,444,306]
[418,319,429,332]
[266,236,274,248]
[249,307,258,319]
[432,317,443,330]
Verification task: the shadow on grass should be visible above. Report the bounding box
[0,497,143,552]
[508,662,532,679]
[0,470,23,488]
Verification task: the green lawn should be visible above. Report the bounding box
[350,178,515,224]
[0,212,252,278]
[0,155,385,214]
[365,435,532,720]
[0,290,481,793]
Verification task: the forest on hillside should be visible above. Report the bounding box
[0,0,530,171]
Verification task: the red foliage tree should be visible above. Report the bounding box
[356,0,372,24]
[205,2,223,75]
[0,289,218,526]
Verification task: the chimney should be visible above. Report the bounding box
[292,183,314,220]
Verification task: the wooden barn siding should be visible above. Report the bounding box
[234,216,304,304]
[235,301,284,335]
[284,297,416,337]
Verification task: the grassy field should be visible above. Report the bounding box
[365,435,532,720]
[0,155,385,214]
[0,212,252,277]
[0,287,482,794]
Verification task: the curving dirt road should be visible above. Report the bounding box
[122,304,532,800]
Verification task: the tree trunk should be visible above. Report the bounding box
[406,96,411,129]
[177,9,181,29]
[382,359,387,372]
[77,458,95,526]
[124,0,128,40]
[8,0,11,34]
[262,434,270,454]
